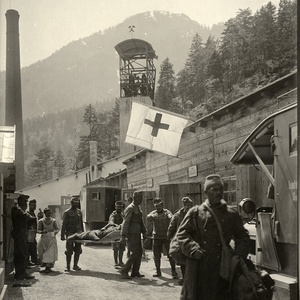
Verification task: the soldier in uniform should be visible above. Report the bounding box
[27,199,38,266]
[177,174,250,300]
[147,198,177,278]
[167,196,194,285]
[61,196,84,272]
[11,194,36,280]
[108,201,125,267]
[119,191,147,279]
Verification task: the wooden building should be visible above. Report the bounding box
[123,71,297,217]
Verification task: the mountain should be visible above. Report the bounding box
[1,11,224,120]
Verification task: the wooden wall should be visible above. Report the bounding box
[125,73,297,211]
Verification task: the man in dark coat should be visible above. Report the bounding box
[11,194,36,280]
[26,199,38,266]
[177,174,250,300]
[119,191,146,279]
[167,196,193,284]
[109,201,125,267]
[147,198,176,278]
[61,196,84,272]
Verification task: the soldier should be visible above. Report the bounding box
[11,194,36,280]
[167,196,194,285]
[27,199,38,266]
[119,191,147,279]
[61,196,84,272]
[147,198,177,278]
[177,174,250,300]
[108,201,125,267]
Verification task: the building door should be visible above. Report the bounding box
[159,183,202,213]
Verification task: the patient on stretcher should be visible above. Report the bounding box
[67,223,121,241]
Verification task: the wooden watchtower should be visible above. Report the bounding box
[115,39,157,155]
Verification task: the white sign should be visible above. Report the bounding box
[147,178,153,188]
[188,165,198,178]
[0,126,15,163]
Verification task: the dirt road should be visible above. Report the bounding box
[5,238,182,300]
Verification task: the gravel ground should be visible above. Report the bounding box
[4,238,182,300]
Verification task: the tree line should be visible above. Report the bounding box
[155,0,296,116]
[24,0,296,187]
[25,100,119,187]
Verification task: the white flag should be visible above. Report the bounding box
[125,102,189,157]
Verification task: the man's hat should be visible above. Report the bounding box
[29,199,36,204]
[17,194,29,204]
[44,207,51,213]
[153,197,163,206]
[115,201,123,207]
[204,174,224,191]
[71,196,80,203]
[181,197,193,205]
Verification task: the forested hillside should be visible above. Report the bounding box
[23,1,297,187]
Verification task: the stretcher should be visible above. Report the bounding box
[72,229,122,244]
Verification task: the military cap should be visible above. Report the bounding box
[43,207,51,213]
[115,201,123,207]
[181,197,193,205]
[29,199,37,204]
[71,196,80,203]
[204,174,224,191]
[153,197,163,206]
[17,194,30,204]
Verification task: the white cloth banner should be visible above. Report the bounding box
[125,102,189,157]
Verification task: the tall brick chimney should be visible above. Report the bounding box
[5,10,25,189]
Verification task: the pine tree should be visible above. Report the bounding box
[54,148,66,177]
[25,142,54,185]
[277,0,297,74]
[155,58,177,111]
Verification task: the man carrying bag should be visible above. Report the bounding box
[176,174,250,300]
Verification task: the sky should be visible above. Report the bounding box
[0,0,280,71]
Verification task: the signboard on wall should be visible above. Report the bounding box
[147,178,153,188]
[188,165,198,178]
[0,126,15,163]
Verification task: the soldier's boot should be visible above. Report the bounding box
[114,250,119,266]
[153,260,162,277]
[65,255,71,272]
[73,253,81,271]
[118,250,124,266]
[170,257,178,279]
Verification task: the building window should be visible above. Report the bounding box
[289,123,297,156]
[92,192,100,200]
[223,176,236,206]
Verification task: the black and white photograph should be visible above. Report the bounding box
[0,0,297,299]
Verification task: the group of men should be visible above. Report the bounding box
[10,194,84,279]
[11,173,250,300]
[118,190,194,284]
[117,174,250,300]
[10,195,43,280]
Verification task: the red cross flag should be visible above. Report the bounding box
[125,101,190,157]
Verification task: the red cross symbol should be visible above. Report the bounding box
[144,113,170,137]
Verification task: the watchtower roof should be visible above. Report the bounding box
[115,38,158,60]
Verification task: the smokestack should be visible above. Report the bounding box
[5,10,25,189]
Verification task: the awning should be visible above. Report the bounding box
[230,104,297,186]
[230,104,296,166]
